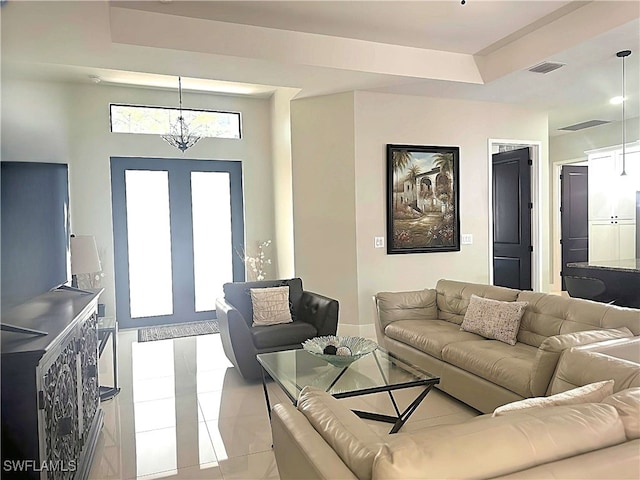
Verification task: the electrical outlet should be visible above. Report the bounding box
[374,236,385,248]
[461,234,473,245]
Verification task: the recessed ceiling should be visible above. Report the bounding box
[2,0,639,137]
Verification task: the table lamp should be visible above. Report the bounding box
[70,235,101,288]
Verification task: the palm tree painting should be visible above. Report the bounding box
[387,144,460,254]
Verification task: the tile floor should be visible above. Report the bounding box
[88,330,479,480]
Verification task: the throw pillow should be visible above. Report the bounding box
[493,379,615,416]
[250,286,293,326]
[460,294,528,345]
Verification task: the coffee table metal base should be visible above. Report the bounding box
[260,366,437,434]
[349,383,436,434]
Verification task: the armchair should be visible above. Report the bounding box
[216,278,339,380]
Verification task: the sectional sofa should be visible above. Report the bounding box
[374,279,640,413]
[271,279,640,479]
[271,327,640,480]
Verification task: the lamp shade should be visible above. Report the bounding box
[70,235,101,275]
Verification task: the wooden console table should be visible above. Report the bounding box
[1,289,103,479]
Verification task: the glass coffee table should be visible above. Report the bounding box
[257,346,439,433]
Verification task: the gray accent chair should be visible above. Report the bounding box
[216,278,339,380]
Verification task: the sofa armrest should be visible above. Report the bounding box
[529,327,634,397]
[298,291,339,337]
[216,297,259,379]
[272,403,358,480]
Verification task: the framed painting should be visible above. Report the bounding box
[386,144,460,254]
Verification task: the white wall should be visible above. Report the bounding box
[291,92,359,327]
[354,92,549,324]
[271,88,300,278]
[2,77,275,317]
[1,78,70,163]
[291,90,549,329]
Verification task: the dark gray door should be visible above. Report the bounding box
[111,157,245,329]
[560,165,589,290]
[492,148,532,290]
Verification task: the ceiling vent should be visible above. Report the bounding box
[528,61,566,74]
[559,120,610,131]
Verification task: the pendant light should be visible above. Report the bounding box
[162,77,201,153]
[616,50,631,176]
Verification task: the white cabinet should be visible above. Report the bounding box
[588,145,639,262]
[589,219,635,262]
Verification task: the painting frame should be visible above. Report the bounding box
[386,144,460,254]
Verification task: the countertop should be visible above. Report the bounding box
[566,259,640,273]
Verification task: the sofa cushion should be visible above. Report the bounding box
[435,279,520,325]
[603,388,640,440]
[460,295,528,345]
[376,289,437,330]
[372,403,626,480]
[297,386,384,480]
[493,380,615,416]
[384,320,484,360]
[251,321,317,349]
[442,340,538,397]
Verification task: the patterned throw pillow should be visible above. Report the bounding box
[250,286,293,326]
[460,294,527,345]
[493,380,615,416]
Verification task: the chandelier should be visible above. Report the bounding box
[616,50,631,176]
[162,76,201,153]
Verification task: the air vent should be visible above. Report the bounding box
[559,120,611,131]
[528,62,566,74]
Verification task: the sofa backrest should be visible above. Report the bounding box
[373,403,626,480]
[435,279,520,325]
[516,291,640,347]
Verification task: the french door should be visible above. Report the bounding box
[111,157,245,329]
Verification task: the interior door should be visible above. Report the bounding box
[111,157,245,329]
[492,148,532,290]
[560,165,589,290]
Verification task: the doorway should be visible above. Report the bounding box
[488,140,542,291]
[492,147,532,290]
[560,165,589,290]
[111,157,245,329]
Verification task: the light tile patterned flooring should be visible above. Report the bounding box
[89,330,478,479]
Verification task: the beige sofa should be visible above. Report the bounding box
[271,337,640,480]
[374,279,640,413]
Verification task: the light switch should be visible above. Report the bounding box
[374,236,385,248]
[461,234,473,245]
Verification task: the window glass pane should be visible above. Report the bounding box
[111,104,241,139]
[191,172,233,312]
[125,170,174,318]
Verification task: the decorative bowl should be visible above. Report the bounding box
[302,336,378,367]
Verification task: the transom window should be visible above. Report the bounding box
[110,104,242,139]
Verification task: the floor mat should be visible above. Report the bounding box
[138,320,220,342]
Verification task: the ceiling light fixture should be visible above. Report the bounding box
[616,50,631,176]
[162,76,201,153]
